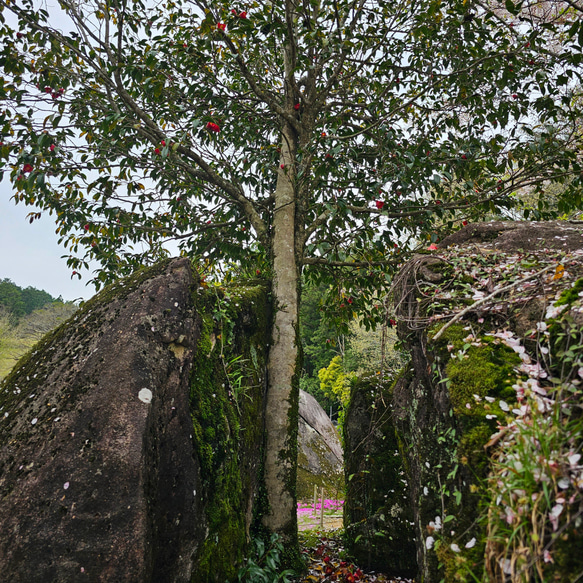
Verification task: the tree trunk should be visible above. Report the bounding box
[261,122,302,568]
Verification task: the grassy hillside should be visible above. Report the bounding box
[0,280,77,379]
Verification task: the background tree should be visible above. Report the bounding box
[0,280,76,378]
[1,0,582,563]
[0,278,57,322]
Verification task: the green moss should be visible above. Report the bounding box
[188,281,271,583]
[555,277,583,307]
[343,373,417,576]
[446,341,519,417]
[422,324,525,580]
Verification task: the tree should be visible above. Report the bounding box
[0,279,26,320]
[1,0,582,564]
[0,278,57,321]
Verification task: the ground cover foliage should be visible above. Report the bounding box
[1,0,583,565]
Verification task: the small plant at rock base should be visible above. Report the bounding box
[237,534,295,583]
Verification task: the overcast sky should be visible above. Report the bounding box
[0,187,95,302]
[0,2,95,302]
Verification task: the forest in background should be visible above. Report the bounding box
[0,279,77,379]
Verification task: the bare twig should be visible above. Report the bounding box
[432,264,556,342]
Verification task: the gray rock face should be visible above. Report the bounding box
[297,390,343,498]
[0,259,202,582]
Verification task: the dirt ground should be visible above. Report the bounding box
[298,512,343,531]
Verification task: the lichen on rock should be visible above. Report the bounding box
[0,259,273,583]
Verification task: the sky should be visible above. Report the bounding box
[0,2,94,302]
[0,188,95,302]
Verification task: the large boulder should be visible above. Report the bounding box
[343,376,417,576]
[390,220,583,582]
[0,259,270,583]
[297,390,343,499]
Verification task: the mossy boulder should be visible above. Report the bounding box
[297,390,343,500]
[388,220,583,582]
[0,259,272,583]
[343,375,417,577]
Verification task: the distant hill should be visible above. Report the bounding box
[0,279,76,380]
[0,279,59,322]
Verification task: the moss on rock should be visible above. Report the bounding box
[188,281,270,583]
[343,373,417,577]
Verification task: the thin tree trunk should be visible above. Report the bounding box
[261,121,302,568]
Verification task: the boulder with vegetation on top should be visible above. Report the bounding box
[392,220,583,582]
[0,258,271,583]
[345,221,583,583]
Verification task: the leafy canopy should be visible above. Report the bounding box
[1,0,582,321]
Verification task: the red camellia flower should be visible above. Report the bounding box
[161,140,166,146]
[49,144,55,151]
[294,103,300,110]
[461,154,467,159]
[84,224,90,231]
[217,22,226,31]
[231,9,237,14]
[428,243,438,250]
[22,163,33,173]
[154,147,161,155]
[239,11,247,18]
[462,220,468,226]
[375,200,385,210]
[206,122,220,133]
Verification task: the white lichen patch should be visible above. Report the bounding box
[138,388,153,404]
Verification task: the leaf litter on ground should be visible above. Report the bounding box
[295,529,415,583]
